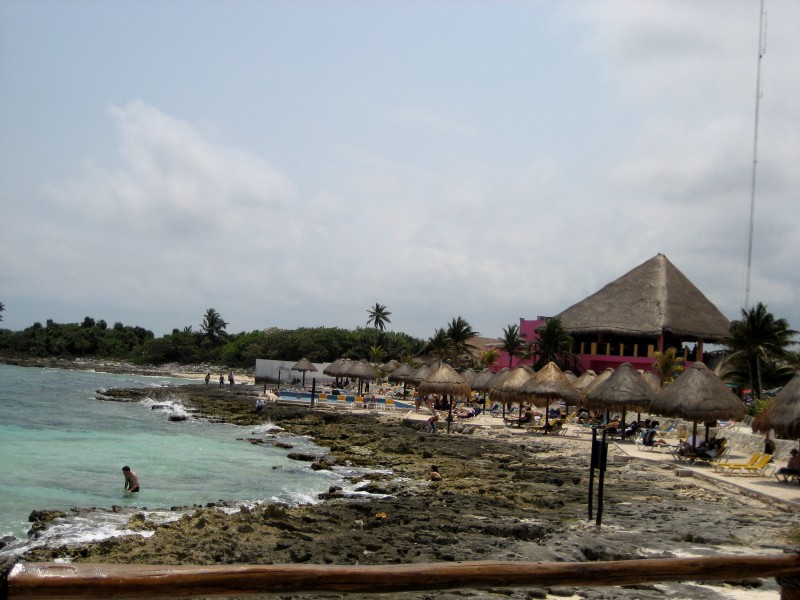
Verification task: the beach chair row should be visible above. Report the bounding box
[712,452,774,477]
[316,394,396,410]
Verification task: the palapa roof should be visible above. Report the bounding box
[387,363,415,383]
[417,363,471,398]
[585,362,655,413]
[488,366,536,405]
[323,358,351,377]
[650,362,746,423]
[470,370,496,392]
[291,358,317,373]
[555,254,730,342]
[582,368,614,396]
[751,372,800,438]
[523,362,584,406]
[572,370,597,392]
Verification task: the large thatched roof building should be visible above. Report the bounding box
[554,254,729,373]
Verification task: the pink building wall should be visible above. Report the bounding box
[490,317,660,375]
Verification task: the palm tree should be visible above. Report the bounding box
[366,303,392,331]
[500,323,525,368]
[721,302,798,399]
[369,344,386,365]
[200,308,229,347]
[479,348,500,369]
[426,328,452,359]
[652,347,684,386]
[446,316,478,366]
[531,318,575,370]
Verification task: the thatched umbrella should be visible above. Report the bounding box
[573,370,597,393]
[409,361,439,386]
[563,370,578,384]
[524,362,584,423]
[388,363,415,397]
[382,359,401,375]
[471,370,495,392]
[586,363,655,439]
[418,363,471,433]
[650,361,746,449]
[468,369,494,407]
[323,358,353,388]
[639,370,662,393]
[350,359,379,395]
[582,368,614,397]
[751,372,800,439]
[459,369,478,386]
[291,358,317,387]
[488,366,536,417]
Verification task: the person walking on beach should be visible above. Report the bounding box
[122,466,139,493]
[228,371,235,386]
[219,374,224,387]
[205,372,211,385]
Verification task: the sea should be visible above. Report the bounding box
[0,363,360,556]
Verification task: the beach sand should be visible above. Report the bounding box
[18,382,800,600]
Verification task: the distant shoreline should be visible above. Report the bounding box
[0,355,256,384]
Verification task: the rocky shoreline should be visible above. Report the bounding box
[13,381,800,600]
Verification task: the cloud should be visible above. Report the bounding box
[3,3,798,342]
[46,100,294,239]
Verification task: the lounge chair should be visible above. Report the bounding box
[712,452,762,473]
[487,403,504,418]
[527,418,562,435]
[719,454,773,477]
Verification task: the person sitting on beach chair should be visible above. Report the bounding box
[505,407,535,427]
[775,449,800,483]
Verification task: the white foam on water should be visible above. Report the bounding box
[250,422,283,434]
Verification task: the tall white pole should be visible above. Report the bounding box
[745,0,767,310]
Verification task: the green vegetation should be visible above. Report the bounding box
[499,323,525,368]
[0,310,425,369]
[652,347,685,386]
[721,301,798,400]
[531,318,575,371]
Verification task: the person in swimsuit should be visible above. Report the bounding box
[427,465,442,482]
[122,466,140,493]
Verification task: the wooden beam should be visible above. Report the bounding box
[8,555,800,599]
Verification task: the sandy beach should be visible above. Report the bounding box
[13,377,800,600]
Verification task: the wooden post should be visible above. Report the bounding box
[7,555,800,599]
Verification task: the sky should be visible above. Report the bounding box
[1,1,798,342]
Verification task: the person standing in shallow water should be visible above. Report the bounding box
[219,374,224,387]
[122,466,139,493]
[228,371,235,386]
[205,372,211,385]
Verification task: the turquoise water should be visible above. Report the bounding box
[0,363,347,554]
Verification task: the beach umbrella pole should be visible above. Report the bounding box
[596,430,609,527]
[588,428,597,520]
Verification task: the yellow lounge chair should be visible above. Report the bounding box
[712,452,761,472]
[719,454,773,477]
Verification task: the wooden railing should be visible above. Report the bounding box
[4,554,800,599]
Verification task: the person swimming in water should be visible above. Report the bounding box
[122,465,140,493]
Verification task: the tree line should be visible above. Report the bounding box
[0,308,425,369]
[0,301,797,405]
